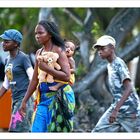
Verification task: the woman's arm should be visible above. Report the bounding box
[38,47,70,82]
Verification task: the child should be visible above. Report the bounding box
[49,40,76,91]
[92,35,140,132]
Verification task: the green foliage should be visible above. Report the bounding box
[53,8,84,42]
[0,8,39,53]
[0,8,119,54]
[76,63,87,78]
[91,21,102,37]
[0,9,32,30]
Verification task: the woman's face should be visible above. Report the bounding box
[35,24,51,45]
[2,40,18,52]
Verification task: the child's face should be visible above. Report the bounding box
[96,45,113,59]
[65,41,75,57]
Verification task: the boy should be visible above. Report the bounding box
[92,35,140,132]
[0,29,34,132]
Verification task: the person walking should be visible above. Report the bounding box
[0,29,34,132]
[92,35,140,132]
[19,20,75,132]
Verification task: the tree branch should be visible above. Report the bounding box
[63,8,83,26]
[106,8,140,47]
[38,8,52,21]
[74,33,140,93]
[90,8,140,70]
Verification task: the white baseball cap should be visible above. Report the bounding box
[93,35,116,48]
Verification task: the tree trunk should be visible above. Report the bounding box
[38,8,52,22]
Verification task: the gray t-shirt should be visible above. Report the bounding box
[107,57,140,116]
[5,51,32,101]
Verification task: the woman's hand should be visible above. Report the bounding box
[19,101,27,117]
[38,61,47,71]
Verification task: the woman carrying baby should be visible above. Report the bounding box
[19,20,75,132]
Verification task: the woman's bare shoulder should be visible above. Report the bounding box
[36,48,43,56]
[53,46,64,55]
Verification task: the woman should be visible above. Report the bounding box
[19,20,75,132]
[0,29,34,132]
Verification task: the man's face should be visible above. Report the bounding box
[2,40,18,51]
[96,45,112,59]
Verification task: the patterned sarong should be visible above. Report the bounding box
[31,82,75,132]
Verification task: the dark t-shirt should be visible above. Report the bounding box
[5,51,32,101]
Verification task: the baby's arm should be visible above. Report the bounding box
[69,57,75,74]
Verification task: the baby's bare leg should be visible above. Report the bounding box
[49,83,64,91]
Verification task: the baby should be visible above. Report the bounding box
[49,40,76,91]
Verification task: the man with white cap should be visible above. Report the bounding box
[92,35,140,132]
